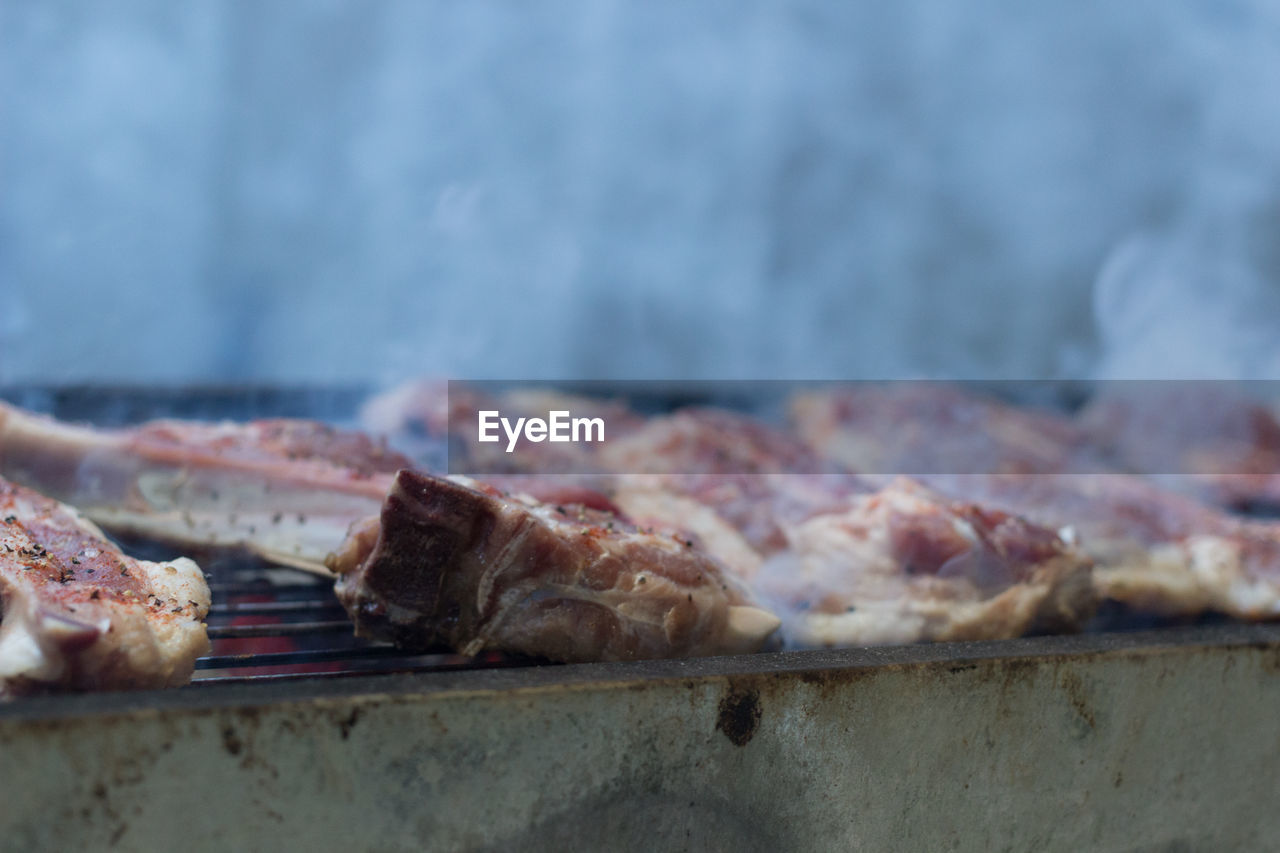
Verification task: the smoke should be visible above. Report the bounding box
[4,1,1280,383]
[0,292,31,386]
[1091,221,1280,381]
[1085,0,1280,383]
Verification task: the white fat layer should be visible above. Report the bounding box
[0,592,59,682]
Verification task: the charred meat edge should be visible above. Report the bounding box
[329,470,780,662]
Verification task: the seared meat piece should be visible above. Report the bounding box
[1080,385,1280,510]
[792,380,1280,511]
[0,477,209,696]
[920,474,1280,620]
[615,473,1094,647]
[599,407,846,475]
[790,386,1280,619]
[358,393,1096,648]
[600,408,867,569]
[758,478,1094,646]
[328,470,780,662]
[593,407,867,557]
[789,383,1105,476]
[603,410,1095,645]
[0,403,407,572]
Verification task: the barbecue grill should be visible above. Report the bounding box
[1,388,1278,851]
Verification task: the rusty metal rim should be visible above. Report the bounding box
[4,622,1278,722]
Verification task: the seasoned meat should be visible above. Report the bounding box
[788,383,1105,476]
[329,470,780,662]
[791,381,1280,511]
[919,473,1280,619]
[599,407,846,476]
[757,478,1094,646]
[0,394,1098,656]
[360,397,1096,647]
[0,477,209,696]
[0,402,406,572]
[1080,385,1280,510]
[604,410,1095,645]
[790,385,1280,619]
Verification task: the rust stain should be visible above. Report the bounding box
[1260,645,1280,675]
[790,664,879,700]
[337,707,362,740]
[716,686,761,747]
[221,725,243,757]
[998,657,1042,690]
[1058,670,1096,732]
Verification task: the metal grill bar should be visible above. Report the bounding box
[206,621,356,639]
[208,600,347,615]
[195,645,443,669]
[190,556,534,684]
[208,581,336,594]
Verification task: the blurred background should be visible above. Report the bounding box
[3,0,1280,384]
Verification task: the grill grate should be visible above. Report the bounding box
[170,553,543,686]
[0,385,556,694]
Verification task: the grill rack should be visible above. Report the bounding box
[0,384,549,687]
[172,549,542,686]
[4,384,1274,688]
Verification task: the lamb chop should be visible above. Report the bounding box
[364,385,1096,646]
[790,384,1280,620]
[1079,384,1280,511]
[0,396,1092,655]
[0,476,210,696]
[0,402,407,573]
[756,477,1092,646]
[787,383,1106,477]
[596,409,1094,646]
[0,401,782,663]
[0,401,639,569]
[790,381,1280,510]
[328,469,781,661]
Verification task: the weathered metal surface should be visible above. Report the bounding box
[1,625,1278,852]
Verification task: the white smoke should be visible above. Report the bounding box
[5,2,1280,383]
[1092,222,1280,381]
